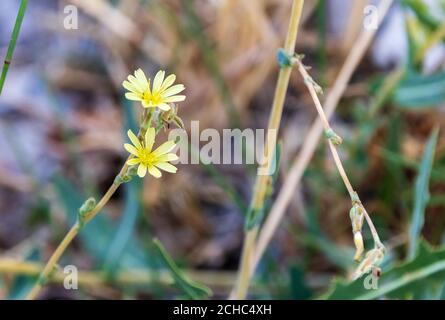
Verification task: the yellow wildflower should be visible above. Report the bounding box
[123,69,186,111]
[124,128,179,178]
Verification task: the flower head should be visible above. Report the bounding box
[123,69,185,111]
[124,128,179,178]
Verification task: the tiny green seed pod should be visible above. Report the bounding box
[324,128,343,146]
[78,197,96,227]
[78,197,96,216]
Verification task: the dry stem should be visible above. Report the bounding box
[253,0,394,273]
[231,0,305,300]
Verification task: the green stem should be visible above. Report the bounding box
[25,161,130,300]
[0,0,28,94]
[25,111,152,299]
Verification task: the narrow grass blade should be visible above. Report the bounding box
[0,0,28,94]
[409,128,439,258]
[153,238,212,299]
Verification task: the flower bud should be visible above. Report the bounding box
[349,204,364,233]
[78,197,96,216]
[161,104,184,129]
[78,197,96,227]
[324,128,343,146]
[353,232,364,261]
[350,202,365,261]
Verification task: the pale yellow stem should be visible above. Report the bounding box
[296,59,382,247]
[25,224,80,300]
[25,161,130,300]
[231,0,305,300]
[253,0,394,274]
[0,258,248,291]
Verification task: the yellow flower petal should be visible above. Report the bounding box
[127,130,142,149]
[157,103,171,111]
[152,70,165,93]
[148,165,162,178]
[145,127,155,152]
[153,140,176,156]
[160,74,176,91]
[134,69,149,88]
[161,84,185,98]
[128,75,144,92]
[155,162,177,173]
[157,153,179,162]
[124,143,139,156]
[137,164,147,177]
[125,92,142,101]
[126,158,140,166]
[123,80,139,93]
[162,95,186,103]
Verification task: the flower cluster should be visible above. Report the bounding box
[122,69,185,178]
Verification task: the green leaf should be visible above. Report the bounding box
[409,128,438,258]
[321,240,445,300]
[0,0,28,94]
[402,0,441,30]
[303,233,354,270]
[289,264,311,300]
[405,14,429,66]
[393,71,445,108]
[153,238,212,300]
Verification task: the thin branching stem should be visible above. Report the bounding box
[253,0,394,273]
[0,0,28,94]
[25,105,159,299]
[296,61,354,196]
[295,58,383,248]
